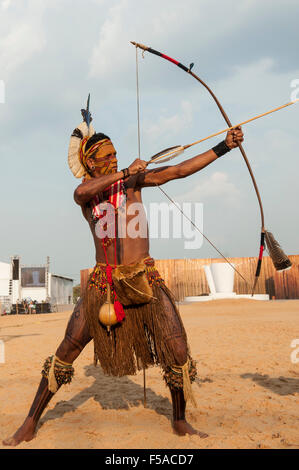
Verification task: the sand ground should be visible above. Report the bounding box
[0,299,298,449]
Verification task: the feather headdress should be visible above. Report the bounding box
[68,94,96,178]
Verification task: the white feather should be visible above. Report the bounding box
[68,122,95,178]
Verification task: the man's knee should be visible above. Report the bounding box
[164,332,188,366]
[55,303,91,363]
[56,301,91,363]
[55,335,83,363]
[174,340,188,366]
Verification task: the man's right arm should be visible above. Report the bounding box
[74,171,124,206]
[74,158,148,206]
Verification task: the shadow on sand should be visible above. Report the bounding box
[241,373,299,396]
[0,334,41,343]
[39,364,172,429]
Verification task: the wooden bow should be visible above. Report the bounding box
[131,41,292,294]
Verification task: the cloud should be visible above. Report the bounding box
[89,0,257,83]
[214,57,299,111]
[175,172,240,207]
[0,0,47,78]
[1,0,11,10]
[88,0,299,87]
[0,24,45,78]
[143,100,193,143]
[88,0,129,79]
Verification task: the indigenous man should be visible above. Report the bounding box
[3,109,243,446]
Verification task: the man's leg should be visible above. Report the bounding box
[3,299,92,446]
[158,289,208,438]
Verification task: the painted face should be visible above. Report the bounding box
[93,150,118,175]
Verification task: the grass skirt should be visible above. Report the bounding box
[82,258,189,377]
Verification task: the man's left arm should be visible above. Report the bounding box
[137,127,244,188]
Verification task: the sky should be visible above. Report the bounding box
[0,0,298,284]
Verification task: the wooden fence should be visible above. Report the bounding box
[81,255,299,301]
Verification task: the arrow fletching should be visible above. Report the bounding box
[147,145,185,164]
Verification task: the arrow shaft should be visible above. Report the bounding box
[148,99,298,163]
[185,99,298,150]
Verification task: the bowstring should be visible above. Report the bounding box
[156,184,249,286]
[135,47,146,408]
[135,47,141,158]
[133,46,249,287]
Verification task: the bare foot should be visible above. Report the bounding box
[2,418,36,446]
[173,419,208,438]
